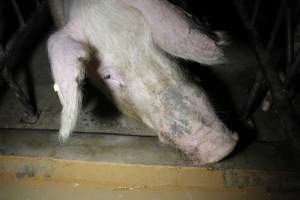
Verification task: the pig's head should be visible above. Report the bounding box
[127,81,238,166]
[99,47,238,166]
[161,87,237,165]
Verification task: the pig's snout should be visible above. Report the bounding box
[153,87,238,165]
[161,126,238,166]
[186,131,238,165]
[165,125,238,166]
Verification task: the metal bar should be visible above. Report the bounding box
[0,1,49,122]
[0,42,3,53]
[0,43,3,88]
[240,0,263,119]
[0,1,4,44]
[235,0,300,151]
[0,1,49,72]
[1,67,37,118]
[285,50,300,89]
[11,0,25,26]
[296,0,300,16]
[241,0,286,119]
[35,0,40,6]
[267,0,286,50]
[286,1,294,68]
[241,70,266,120]
[251,0,261,26]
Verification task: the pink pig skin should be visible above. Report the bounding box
[47,0,238,165]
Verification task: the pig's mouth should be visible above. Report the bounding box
[159,128,239,166]
[186,132,239,165]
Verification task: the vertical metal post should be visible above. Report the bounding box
[286,1,294,69]
[35,0,40,6]
[235,0,300,151]
[1,67,38,123]
[285,50,300,89]
[241,0,286,120]
[267,0,286,50]
[0,1,49,123]
[251,0,261,26]
[11,0,25,26]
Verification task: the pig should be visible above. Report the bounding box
[47,0,238,165]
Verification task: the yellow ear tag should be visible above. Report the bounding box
[53,83,64,105]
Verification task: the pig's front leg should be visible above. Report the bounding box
[122,0,225,65]
[47,30,87,143]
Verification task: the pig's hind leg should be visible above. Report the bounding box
[47,30,87,143]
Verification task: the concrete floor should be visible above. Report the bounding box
[0,30,300,199]
[1,129,300,199]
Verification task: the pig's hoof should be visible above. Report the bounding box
[58,133,69,144]
[21,110,40,124]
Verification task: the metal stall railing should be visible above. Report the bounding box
[0,0,50,123]
[235,0,300,150]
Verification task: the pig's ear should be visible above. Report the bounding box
[122,0,226,65]
[48,31,87,143]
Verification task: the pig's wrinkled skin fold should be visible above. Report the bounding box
[47,0,238,165]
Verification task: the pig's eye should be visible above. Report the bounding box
[104,74,111,79]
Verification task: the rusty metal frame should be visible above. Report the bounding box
[0,0,49,123]
[240,0,288,120]
[235,0,300,150]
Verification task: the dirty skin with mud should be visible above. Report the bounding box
[160,87,192,137]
